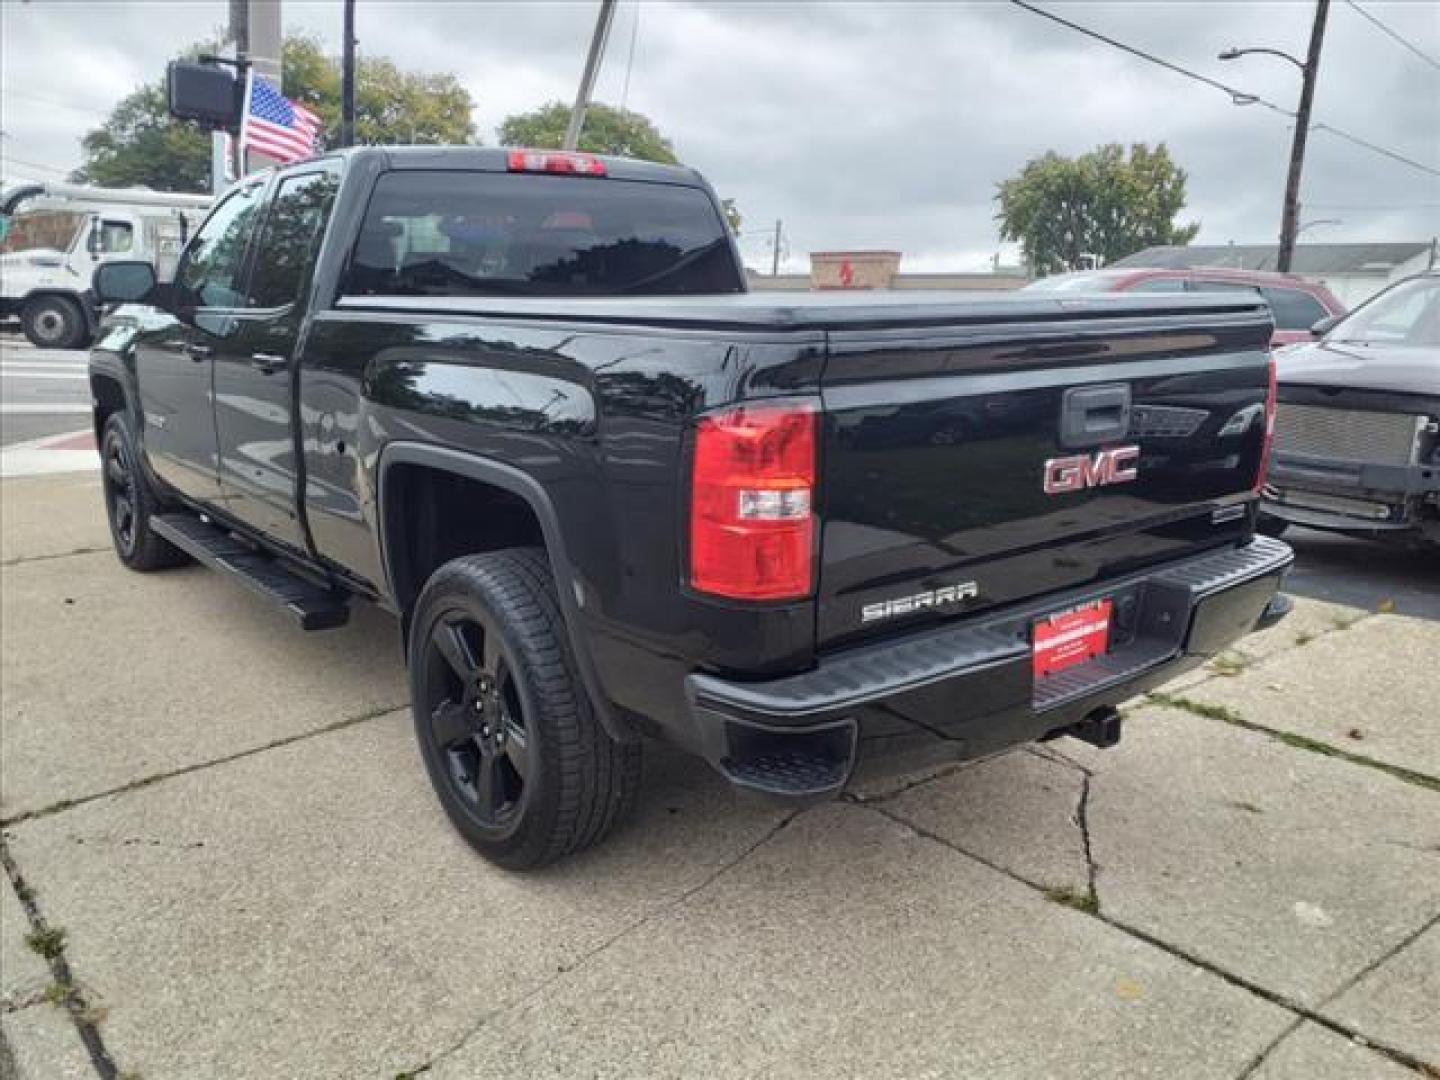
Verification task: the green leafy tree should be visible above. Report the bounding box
[281,36,476,148]
[499,102,677,163]
[498,102,742,235]
[72,82,212,191]
[996,143,1200,276]
[73,35,477,192]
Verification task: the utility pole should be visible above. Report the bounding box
[771,219,783,276]
[341,0,357,147]
[563,0,617,151]
[1277,0,1329,273]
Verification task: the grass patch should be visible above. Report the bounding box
[1208,652,1250,677]
[1294,631,1315,646]
[1148,693,1440,794]
[1227,800,1263,814]
[1148,692,1238,724]
[1043,885,1099,914]
[25,926,66,960]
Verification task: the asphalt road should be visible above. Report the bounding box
[0,331,91,446]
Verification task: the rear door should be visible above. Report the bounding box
[815,298,1273,648]
[214,164,341,551]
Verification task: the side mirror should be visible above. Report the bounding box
[94,261,158,305]
[1310,313,1342,337]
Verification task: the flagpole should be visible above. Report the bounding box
[235,67,256,179]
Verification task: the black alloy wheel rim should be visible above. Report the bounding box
[419,609,533,831]
[103,433,138,554]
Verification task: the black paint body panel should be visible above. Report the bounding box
[89,146,1287,772]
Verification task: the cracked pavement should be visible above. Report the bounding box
[2,473,1437,1079]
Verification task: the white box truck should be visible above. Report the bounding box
[1,182,212,348]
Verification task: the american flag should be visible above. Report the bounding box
[241,75,322,164]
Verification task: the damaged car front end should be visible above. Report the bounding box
[1262,272,1440,548]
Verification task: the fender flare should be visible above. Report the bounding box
[376,441,629,740]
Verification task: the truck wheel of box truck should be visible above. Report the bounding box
[21,293,89,350]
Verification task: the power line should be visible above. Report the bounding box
[1311,122,1440,177]
[1007,0,1440,179]
[1007,0,1294,116]
[1344,0,1440,71]
[0,154,71,176]
[620,2,641,112]
[3,88,111,119]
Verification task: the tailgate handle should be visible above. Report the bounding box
[1061,385,1131,448]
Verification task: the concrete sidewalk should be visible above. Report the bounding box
[2,473,1436,1079]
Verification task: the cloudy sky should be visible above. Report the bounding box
[2,0,1437,271]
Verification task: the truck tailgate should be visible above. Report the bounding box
[816,299,1274,648]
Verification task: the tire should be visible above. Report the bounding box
[100,413,188,571]
[21,295,88,350]
[409,549,641,869]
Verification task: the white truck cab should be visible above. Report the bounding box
[1,182,211,348]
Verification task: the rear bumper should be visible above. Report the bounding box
[687,535,1294,797]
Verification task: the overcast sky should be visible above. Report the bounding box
[2,1,1437,271]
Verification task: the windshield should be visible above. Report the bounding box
[1331,276,1440,347]
[1022,271,1121,293]
[0,209,86,255]
[343,171,743,298]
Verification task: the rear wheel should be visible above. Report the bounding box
[21,295,88,350]
[100,413,187,571]
[409,549,641,869]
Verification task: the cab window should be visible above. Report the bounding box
[174,183,264,309]
[248,169,341,309]
[1260,287,1328,330]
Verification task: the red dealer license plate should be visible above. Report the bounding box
[1033,599,1113,679]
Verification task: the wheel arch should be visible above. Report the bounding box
[377,441,627,739]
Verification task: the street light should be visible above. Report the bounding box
[1219,0,1331,274]
[1218,46,1306,73]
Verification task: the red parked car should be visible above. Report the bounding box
[1024,267,1346,347]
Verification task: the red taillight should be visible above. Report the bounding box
[690,400,818,601]
[506,149,607,176]
[1255,351,1278,492]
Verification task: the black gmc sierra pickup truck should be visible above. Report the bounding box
[89,147,1293,868]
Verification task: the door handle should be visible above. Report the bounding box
[184,343,212,361]
[251,352,287,375]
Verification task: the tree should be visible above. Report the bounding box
[73,35,477,192]
[498,102,743,235]
[995,143,1200,277]
[499,102,678,164]
[281,36,475,148]
[72,83,211,191]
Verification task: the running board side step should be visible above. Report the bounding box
[152,514,350,631]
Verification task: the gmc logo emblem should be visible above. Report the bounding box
[1043,446,1140,494]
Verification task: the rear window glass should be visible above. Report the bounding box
[1260,287,1328,330]
[342,170,742,298]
